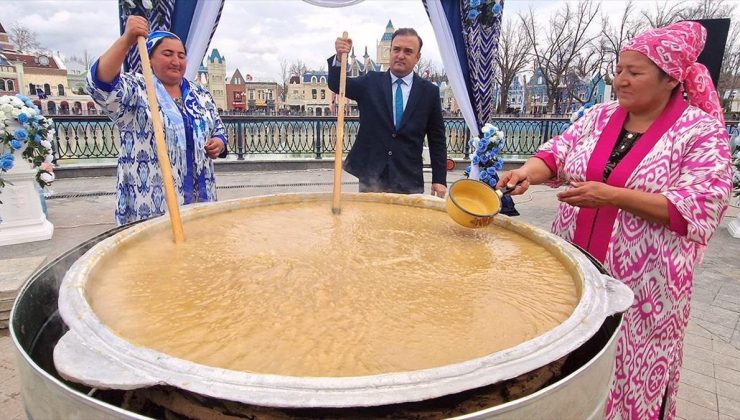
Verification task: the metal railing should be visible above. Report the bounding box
[48,115,740,162]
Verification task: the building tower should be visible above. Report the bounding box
[0,23,16,52]
[376,20,394,71]
[206,48,227,110]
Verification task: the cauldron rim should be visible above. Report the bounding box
[54,192,633,408]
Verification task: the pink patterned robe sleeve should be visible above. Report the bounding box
[533,105,612,188]
[661,118,733,246]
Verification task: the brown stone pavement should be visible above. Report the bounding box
[1,169,739,419]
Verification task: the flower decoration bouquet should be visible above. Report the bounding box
[463,123,519,216]
[0,94,55,198]
[464,123,505,188]
[465,0,503,26]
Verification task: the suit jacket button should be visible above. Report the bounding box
[392,133,397,138]
[388,151,393,156]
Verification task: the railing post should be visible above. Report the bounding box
[236,121,245,160]
[463,126,471,160]
[315,120,322,159]
[542,119,552,149]
[51,119,60,165]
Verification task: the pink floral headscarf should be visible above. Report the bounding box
[621,21,725,124]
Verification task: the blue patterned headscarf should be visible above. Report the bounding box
[146,31,183,56]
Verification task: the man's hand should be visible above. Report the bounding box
[335,37,353,56]
[556,181,617,208]
[431,183,447,198]
[205,138,225,159]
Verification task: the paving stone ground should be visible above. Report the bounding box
[1,168,738,419]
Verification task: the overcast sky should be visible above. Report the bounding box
[3,0,738,82]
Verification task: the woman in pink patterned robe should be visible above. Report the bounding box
[498,22,733,419]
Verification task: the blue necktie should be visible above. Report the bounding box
[394,79,404,130]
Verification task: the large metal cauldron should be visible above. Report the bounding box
[12,193,629,419]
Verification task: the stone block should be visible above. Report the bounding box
[676,397,719,420]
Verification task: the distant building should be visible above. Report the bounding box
[244,80,279,114]
[348,46,381,77]
[492,76,526,114]
[524,68,610,115]
[226,68,247,111]
[0,21,98,115]
[284,71,331,116]
[0,23,21,96]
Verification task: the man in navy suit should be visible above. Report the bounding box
[328,28,447,197]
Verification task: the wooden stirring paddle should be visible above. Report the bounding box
[332,31,349,215]
[136,36,185,243]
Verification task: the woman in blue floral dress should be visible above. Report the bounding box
[87,16,227,225]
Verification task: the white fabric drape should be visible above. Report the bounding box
[184,1,223,81]
[426,0,480,179]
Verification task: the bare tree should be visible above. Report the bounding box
[601,0,642,70]
[279,58,290,101]
[67,50,93,69]
[679,0,736,20]
[415,58,437,78]
[565,40,609,108]
[289,59,308,78]
[718,21,740,112]
[9,23,43,53]
[640,0,687,28]
[521,0,601,114]
[495,20,532,113]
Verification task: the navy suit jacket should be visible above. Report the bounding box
[328,56,447,194]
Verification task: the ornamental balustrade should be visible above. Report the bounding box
[47,115,740,163]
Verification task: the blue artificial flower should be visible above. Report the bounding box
[480,153,490,164]
[577,110,584,118]
[482,131,493,140]
[34,134,42,143]
[487,178,498,188]
[1,159,13,171]
[491,146,501,155]
[486,166,498,175]
[480,170,491,181]
[16,94,30,102]
[467,9,481,20]
[475,140,488,154]
[492,3,502,15]
[472,155,480,165]
[17,112,29,124]
[470,0,481,7]
[584,102,594,108]
[10,139,23,150]
[14,128,28,141]
[494,160,504,170]
[465,165,472,174]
